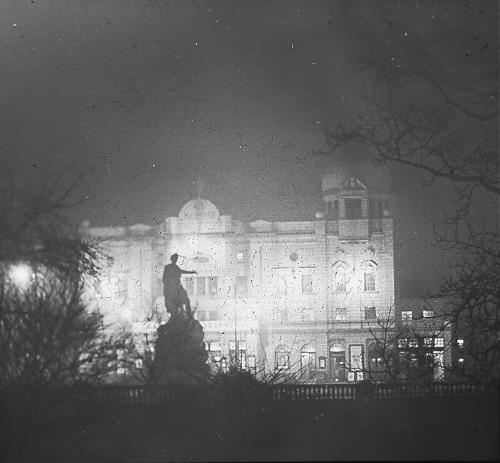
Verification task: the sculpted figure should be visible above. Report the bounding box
[162,253,197,317]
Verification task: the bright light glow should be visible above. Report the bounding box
[9,264,32,289]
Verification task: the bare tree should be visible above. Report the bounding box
[318,2,499,383]
[0,172,135,462]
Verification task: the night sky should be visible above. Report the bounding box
[1,0,497,296]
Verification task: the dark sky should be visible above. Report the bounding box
[1,0,497,296]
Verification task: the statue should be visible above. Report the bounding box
[151,253,209,385]
[162,253,197,318]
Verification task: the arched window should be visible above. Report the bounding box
[332,261,349,293]
[275,345,290,370]
[362,260,378,292]
[300,345,317,370]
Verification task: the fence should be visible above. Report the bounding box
[84,382,496,405]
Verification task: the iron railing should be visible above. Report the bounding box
[82,382,496,405]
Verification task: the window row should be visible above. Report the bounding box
[397,337,445,349]
[276,272,377,295]
[401,309,436,321]
[325,198,389,220]
[182,276,248,297]
[328,306,377,321]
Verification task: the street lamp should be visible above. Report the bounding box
[9,264,33,289]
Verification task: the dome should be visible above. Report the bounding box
[178,198,220,222]
[321,143,391,192]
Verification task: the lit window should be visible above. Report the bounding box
[409,353,418,367]
[408,338,418,348]
[434,337,444,348]
[424,337,433,348]
[208,277,218,295]
[235,276,247,296]
[401,311,412,321]
[458,358,464,364]
[302,274,313,293]
[335,307,347,321]
[364,306,377,320]
[457,339,464,348]
[398,338,408,348]
[364,272,376,291]
[135,359,143,369]
[197,277,206,295]
[209,341,222,352]
[422,310,434,318]
[319,357,326,369]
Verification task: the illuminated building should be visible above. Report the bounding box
[82,155,451,383]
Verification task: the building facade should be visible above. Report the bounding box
[82,169,450,383]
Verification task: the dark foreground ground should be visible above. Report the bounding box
[1,392,498,462]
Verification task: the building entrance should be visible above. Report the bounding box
[329,352,346,382]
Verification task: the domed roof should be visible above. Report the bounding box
[179,198,220,222]
[321,143,391,192]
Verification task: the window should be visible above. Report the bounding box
[184,276,195,295]
[364,306,377,320]
[335,271,346,293]
[424,337,433,348]
[398,338,408,348]
[301,308,313,321]
[276,308,287,322]
[457,339,464,348]
[135,359,143,369]
[334,307,347,321]
[197,277,206,295]
[423,310,434,318]
[434,337,444,348]
[318,357,327,369]
[424,351,434,366]
[208,310,218,321]
[408,338,418,348]
[345,198,362,219]
[276,345,290,370]
[401,311,412,321]
[301,345,317,370]
[364,272,376,291]
[208,277,218,295]
[302,274,313,293]
[235,276,247,296]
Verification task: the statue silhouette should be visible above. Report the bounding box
[162,253,197,317]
